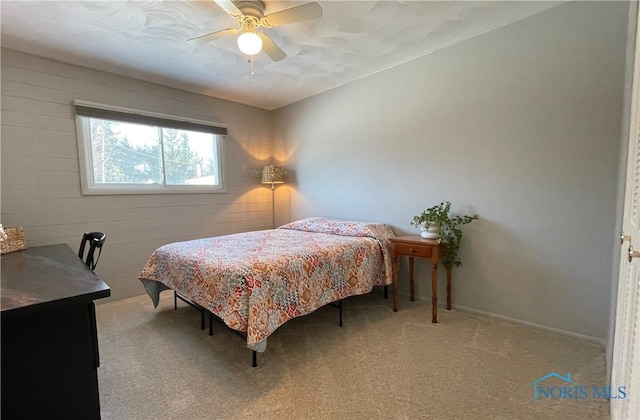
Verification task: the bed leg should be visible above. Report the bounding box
[174,291,177,310]
[384,285,388,299]
[252,351,257,367]
[339,299,343,327]
[200,309,205,330]
[209,313,213,336]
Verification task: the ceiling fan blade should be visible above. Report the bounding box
[262,2,322,28]
[258,33,286,61]
[213,0,243,17]
[188,28,239,46]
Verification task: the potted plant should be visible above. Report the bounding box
[411,201,451,239]
[411,201,479,267]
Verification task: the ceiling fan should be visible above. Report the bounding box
[189,0,323,62]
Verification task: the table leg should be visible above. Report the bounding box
[431,262,438,323]
[446,266,452,310]
[409,256,415,301]
[392,254,399,312]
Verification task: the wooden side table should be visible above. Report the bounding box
[390,235,452,323]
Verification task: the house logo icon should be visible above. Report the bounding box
[530,372,574,401]
[530,371,627,401]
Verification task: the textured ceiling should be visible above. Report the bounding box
[1,1,562,110]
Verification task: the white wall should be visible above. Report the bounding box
[1,48,274,301]
[273,1,629,341]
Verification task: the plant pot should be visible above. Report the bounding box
[420,224,439,239]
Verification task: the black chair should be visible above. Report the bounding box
[78,232,106,270]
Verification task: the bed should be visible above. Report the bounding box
[139,217,395,360]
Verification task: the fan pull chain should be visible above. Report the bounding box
[249,56,255,76]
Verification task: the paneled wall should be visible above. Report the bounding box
[1,48,274,301]
[273,1,629,341]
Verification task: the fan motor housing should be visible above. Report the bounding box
[235,1,265,19]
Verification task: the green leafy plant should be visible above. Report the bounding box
[411,201,479,268]
[411,201,452,229]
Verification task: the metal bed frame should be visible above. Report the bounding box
[174,286,388,367]
[204,299,343,367]
[174,291,206,329]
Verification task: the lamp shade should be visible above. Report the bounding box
[262,165,284,184]
[237,32,262,56]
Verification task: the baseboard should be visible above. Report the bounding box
[450,303,606,346]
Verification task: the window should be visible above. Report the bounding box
[74,101,226,195]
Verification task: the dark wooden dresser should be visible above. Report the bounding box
[1,244,111,419]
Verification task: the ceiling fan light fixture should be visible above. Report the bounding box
[237,31,262,56]
[189,0,323,61]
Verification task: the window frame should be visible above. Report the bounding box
[74,101,227,195]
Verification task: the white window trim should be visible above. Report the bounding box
[74,101,227,195]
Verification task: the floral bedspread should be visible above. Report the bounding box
[139,217,395,352]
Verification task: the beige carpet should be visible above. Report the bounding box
[96,290,609,419]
